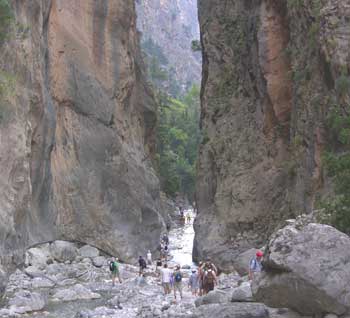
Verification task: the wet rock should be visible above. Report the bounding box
[50,241,78,262]
[8,290,47,313]
[79,245,99,258]
[194,302,269,318]
[231,281,252,302]
[182,265,191,270]
[76,306,119,318]
[92,256,106,268]
[195,289,231,307]
[253,223,350,315]
[52,283,101,302]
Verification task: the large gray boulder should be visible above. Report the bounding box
[231,281,253,302]
[52,284,101,302]
[8,290,47,313]
[253,222,350,315]
[25,244,53,269]
[50,241,78,262]
[78,245,99,258]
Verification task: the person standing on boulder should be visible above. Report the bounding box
[109,257,122,286]
[138,255,147,276]
[173,265,183,301]
[249,250,263,280]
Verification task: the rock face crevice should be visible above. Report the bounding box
[0,0,162,274]
[194,0,350,271]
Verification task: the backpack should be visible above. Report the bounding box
[109,261,116,272]
[174,272,182,282]
[140,258,147,268]
[204,271,214,284]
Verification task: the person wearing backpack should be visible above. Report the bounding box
[109,257,122,286]
[188,269,199,296]
[249,250,263,281]
[138,256,147,276]
[173,265,183,300]
[203,268,217,294]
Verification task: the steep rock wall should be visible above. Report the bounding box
[0,0,162,273]
[135,0,201,92]
[194,0,350,271]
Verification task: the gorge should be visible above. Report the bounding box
[1,0,350,317]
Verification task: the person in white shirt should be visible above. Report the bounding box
[160,263,172,295]
[147,250,152,265]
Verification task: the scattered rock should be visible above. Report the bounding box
[8,290,47,313]
[52,284,101,302]
[79,245,100,258]
[181,264,191,269]
[195,289,231,307]
[231,281,253,302]
[268,307,302,318]
[253,223,350,315]
[92,256,106,268]
[50,241,78,262]
[25,244,53,269]
[195,302,269,318]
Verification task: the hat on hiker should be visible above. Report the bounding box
[256,250,263,257]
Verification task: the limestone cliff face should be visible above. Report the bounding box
[194,0,350,271]
[136,0,201,92]
[0,0,162,272]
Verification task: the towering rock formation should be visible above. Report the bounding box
[0,0,162,272]
[194,0,350,271]
[136,0,201,92]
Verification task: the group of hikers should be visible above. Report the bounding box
[179,206,191,224]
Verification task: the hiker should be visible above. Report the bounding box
[147,250,152,265]
[186,213,191,224]
[161,244,169,262]
[138,256,147,276]
[160,263,172,295]
[249,250,263,280]
[156,258,162,273]
[201,258,218,275]
[166,222,171,231]
[202,268,217,294]
[188,269,199,296]
[173,265,183,300]
[198,261,204,296]
[162,233,169,245]
[109,257,122,285]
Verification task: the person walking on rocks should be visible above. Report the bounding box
[249,250,263,281]
[147,250,152,266]
[160,263,172,295]
[109,257,122,286]
[173,265,183,300]
[202,268,217,294]
[188,269,199,296]
[198,261,204,296]
[138,256,147,276]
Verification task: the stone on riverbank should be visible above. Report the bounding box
[79,245,100,258]
[50,241,78,262]
[8,290,47,313]
[253,223,350,315]
[52,284,101,302]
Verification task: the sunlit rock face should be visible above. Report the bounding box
[0,0,163,276]
[135,0,201,93]
[194,0,350,271]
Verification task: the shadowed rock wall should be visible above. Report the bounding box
[0,0,163,274]
[194,0,350,271]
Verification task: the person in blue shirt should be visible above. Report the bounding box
[249,250,263,280]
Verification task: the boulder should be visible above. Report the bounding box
[195,303,269,318]
[0,265,7,296]
[8,290,47,313]
[50,241,78,262]
[195,289,231,307]
[268,307,303,318]
[52,284,101,302]
[253,223,350,315]
[233,248,257,276]
[25,245,53,269]
[231,281,253,302]
[92,256,106,268]
[78,245,99,258]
